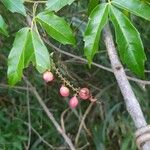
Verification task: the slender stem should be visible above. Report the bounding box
[26,84,31,149]
[75,103,94,146]
[23,77,76,150]
[43,38,150,85]
[52,63,80,93]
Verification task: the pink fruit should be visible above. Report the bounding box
[43,71,54,82]
[69,96,79,109]
[79,88,90,100]
[60,85,70,97]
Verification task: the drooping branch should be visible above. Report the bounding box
[103,24,150,150]
[43,38,150,85]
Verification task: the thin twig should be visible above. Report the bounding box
[43,38,150,85]
[0,83,30,90]
[23,77,76,150]
[61,108,70,133]
[19,120,66,150]
[77,142,90,150]
[75,103,94,146]
[26,84,31,150]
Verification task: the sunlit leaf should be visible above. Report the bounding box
[84,3,109,65]
[31,30,51,73]
[7,27,30,85]
[46,0,75,12]
[36,11,76,46]
[112,0,150,21]
[109,5,146,77]
[0,0,26,16]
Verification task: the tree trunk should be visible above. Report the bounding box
[103,24,150,150]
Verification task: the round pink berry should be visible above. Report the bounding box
[43,71,54,83]
[60,85,70,97]
[69,96,79,109]
[79,88,90,100]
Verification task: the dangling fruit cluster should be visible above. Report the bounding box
[43,67,96,109]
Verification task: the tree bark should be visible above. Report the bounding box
[103,24,150,150]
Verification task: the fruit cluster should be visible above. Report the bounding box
[43,68,96,109]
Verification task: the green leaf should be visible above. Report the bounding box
[7,27,30,85]
[144,0,150,3]
[109,5,146,77]
[0,0,26,16]
[0,15,8,36]
[84,3,109,65]
[46,0,75,12]
[24,31,35,67]
[31,30,51,73]
[36,11,76,46]
[88,0,99,15]
[112,0,150,21]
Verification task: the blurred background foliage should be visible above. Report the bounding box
[0,0,150,149]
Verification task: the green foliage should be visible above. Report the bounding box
[109,5,146,77]
[0,115,27,150]
[31,30,51,73]
[46,0,75,12]
[7,28,51,85]
[0,0,26,16]
[88,0,99,15]
[36,11,76,46]
[7,27,30,85]
[112,0,150,21]
[0,15,8,36]
[84,0,150,77]
[84,3,109,65]
[0,0,150,149]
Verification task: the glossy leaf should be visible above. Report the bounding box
[112,0,150,21]
[36,12,76,45]
[0,15,8,36]
[109,5,146,77]
[84,3,109,65]
[46,0,75,12]
[31,30,51,73]
[0,0,26,16]
[7,27,30,85]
